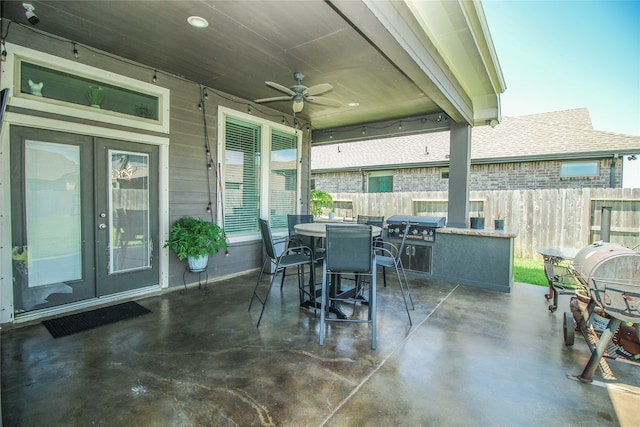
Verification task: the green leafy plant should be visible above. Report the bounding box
[164,216,227,260]
[310,189,333,216]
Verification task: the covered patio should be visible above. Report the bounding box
[3,273,639,426]
[1,0,505,324]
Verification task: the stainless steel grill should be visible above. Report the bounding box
[386,215,445,242]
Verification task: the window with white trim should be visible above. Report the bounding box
[218,108,300,236]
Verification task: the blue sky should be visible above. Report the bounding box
[483,0,640,137]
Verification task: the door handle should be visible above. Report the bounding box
[98,223,107,230]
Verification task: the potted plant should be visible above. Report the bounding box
[164,216,227,271]
[494,212,504,230]
[310,189,333,217]
[470,211,485,229]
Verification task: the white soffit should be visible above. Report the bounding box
[405,0,505,125]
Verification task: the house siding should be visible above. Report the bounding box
[313,158,622,193]
[5,26,311,290]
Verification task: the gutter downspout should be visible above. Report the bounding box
[610,154,618,188]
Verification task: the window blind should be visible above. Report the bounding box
[224,118,260,235]
[269,130,297,230]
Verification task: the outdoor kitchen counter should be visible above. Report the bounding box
[437,227,518,238]
[427,226,518,293]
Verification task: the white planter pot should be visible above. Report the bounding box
[187,254,209,272]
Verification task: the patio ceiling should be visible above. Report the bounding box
[1,0,504,141]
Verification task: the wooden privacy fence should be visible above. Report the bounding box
[328,188,640,259]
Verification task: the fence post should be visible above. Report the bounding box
[601,205,612,242]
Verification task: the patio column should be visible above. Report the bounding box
[447,121,472,228]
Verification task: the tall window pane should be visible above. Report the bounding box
[269,131,297,230]
[224,118,261,235]
[110,150,150,273]
[25,141,82,286]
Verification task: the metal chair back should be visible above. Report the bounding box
[357,215,384,227]
[374,221,414,325]
[258,218,278,260]
[325,225,373,273]
[321,224,377,349]
[395,222,411,262]
[287,214,314,247]
[250,218,314,327]
[357,215,384,247]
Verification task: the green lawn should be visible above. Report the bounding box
[514,257,547,286]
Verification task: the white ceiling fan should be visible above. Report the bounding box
[254,72,340,113]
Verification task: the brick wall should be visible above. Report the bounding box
[313,158,622,192]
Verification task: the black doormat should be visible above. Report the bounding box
[42,301,151,338]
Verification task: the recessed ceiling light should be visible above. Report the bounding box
[187,16,209,28]
[348,102,359,107]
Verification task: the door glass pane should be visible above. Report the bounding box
[269,130,297,230]
[25,141,82,287]
[110,150,150,273]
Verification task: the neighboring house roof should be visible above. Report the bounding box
[311,108,640,172]
[519,108,593,130]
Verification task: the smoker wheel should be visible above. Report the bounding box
[563,311,575,346]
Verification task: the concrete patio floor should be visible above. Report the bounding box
[2,270,640,426]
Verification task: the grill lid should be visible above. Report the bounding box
[387,215,446,228]
[572,241,640,282]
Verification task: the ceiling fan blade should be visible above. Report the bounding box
[306,96,341,107]
[305,83,333,96]
[254,96,292,103]
[265,81,296,96]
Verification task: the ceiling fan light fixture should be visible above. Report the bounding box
[187,16,209,28]
[292,99,304,113]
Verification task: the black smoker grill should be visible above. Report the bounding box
[386,215,446,242]
[564,242,640,382]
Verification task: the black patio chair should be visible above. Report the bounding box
[286,214,314,247]
[357,215,384,248]
[374,221,415,325]
[286,214,325,261]
[282,214,325,294]
[248,218,314,327]
[319,224,377,349]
